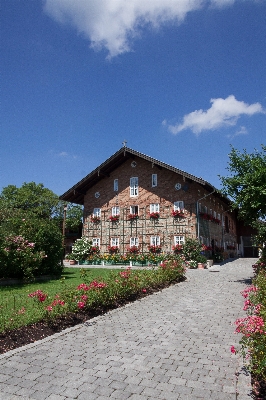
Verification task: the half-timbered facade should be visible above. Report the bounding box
[60,146,245,257]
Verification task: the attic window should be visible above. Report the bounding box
[131,161,137,167]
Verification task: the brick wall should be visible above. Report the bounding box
[83,155,238,254]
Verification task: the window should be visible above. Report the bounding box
[204,206,208,213]
[217,213,220,221]
[130,205,139,215]
[130,177,138,197]
[114,179,118,192]
[93,208,101,217]
[152,174,157,187]
[150,236,160,246]
[92,238,100,247]
[111,238,119,247]
[174,236,185,245]
[198,203,202,212]
[112,206,120,216]
[150,203,160,213]
[130,237,139,247]
[213,211,216,219]
[174,201,184,210]
[210,209,213,216]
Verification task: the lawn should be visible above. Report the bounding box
[0,261,186,336]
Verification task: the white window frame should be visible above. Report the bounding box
[150,203,160,213]
[150,236,160,246]
[130,237,139,247]
[174,201,184,210]
[213,211,216,218]
[217,213,221,221]
[114,179,118,192]
[174,236,185,246]
[93,208,101,217]
[112,206,120,216]
[152,174,157,187]
[130,177,138,197]
[130,205,139,215]
[92,238,100,247]
[111,238,119,247]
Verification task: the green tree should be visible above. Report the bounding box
[0,182,59,219]
[220,145,266,225]
[0,182,82,279]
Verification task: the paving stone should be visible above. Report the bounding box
[0,259,254,400]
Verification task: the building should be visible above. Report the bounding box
[60,146,253,258]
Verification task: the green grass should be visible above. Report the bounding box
[0,262,185,333]
[0,267,120,331]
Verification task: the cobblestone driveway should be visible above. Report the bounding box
[0,258,255,399]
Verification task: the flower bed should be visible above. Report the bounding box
[232,253,266,398]
[0,260,186,353]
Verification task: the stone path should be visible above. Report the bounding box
[0,258,255,399]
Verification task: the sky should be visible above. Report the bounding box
[1,0,265,198]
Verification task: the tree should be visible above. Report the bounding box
[220,145,266,225]
[0,182,59,219]
[0,182,82,279]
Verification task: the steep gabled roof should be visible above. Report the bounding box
[59,146,216,205]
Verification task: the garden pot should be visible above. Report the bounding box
[198,263,205,269]
[69,260,77,265]
[207,260,213,268]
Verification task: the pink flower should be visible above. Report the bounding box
[77,301,85,309]
[142,289,147,293]
[231,346,236,354]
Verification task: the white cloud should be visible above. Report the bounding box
[235,126,248,136]
[226,125,248,139]
[44,0,245,58]
[166,95,265,135]
[59,151,68,157]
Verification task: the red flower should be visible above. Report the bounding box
[230,346,236,354]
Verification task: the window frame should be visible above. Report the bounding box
[150,203,160,213]
[174,201,184,210]
[93,208,101,217]
[112,206,120,216]
[111,237,119,247]
[130,177,138,197]
[174,236,185,246]
[152,174,157,187]
[150,236,160,246]
[114,179,118,192]
[92,238,100,247]
[130,205,139,215]
[130,237,139,247]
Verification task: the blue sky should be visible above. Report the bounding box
[1,0,265,197]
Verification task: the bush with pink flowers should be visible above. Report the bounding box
[233,252,266,385]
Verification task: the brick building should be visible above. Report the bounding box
[59,146,249,258]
